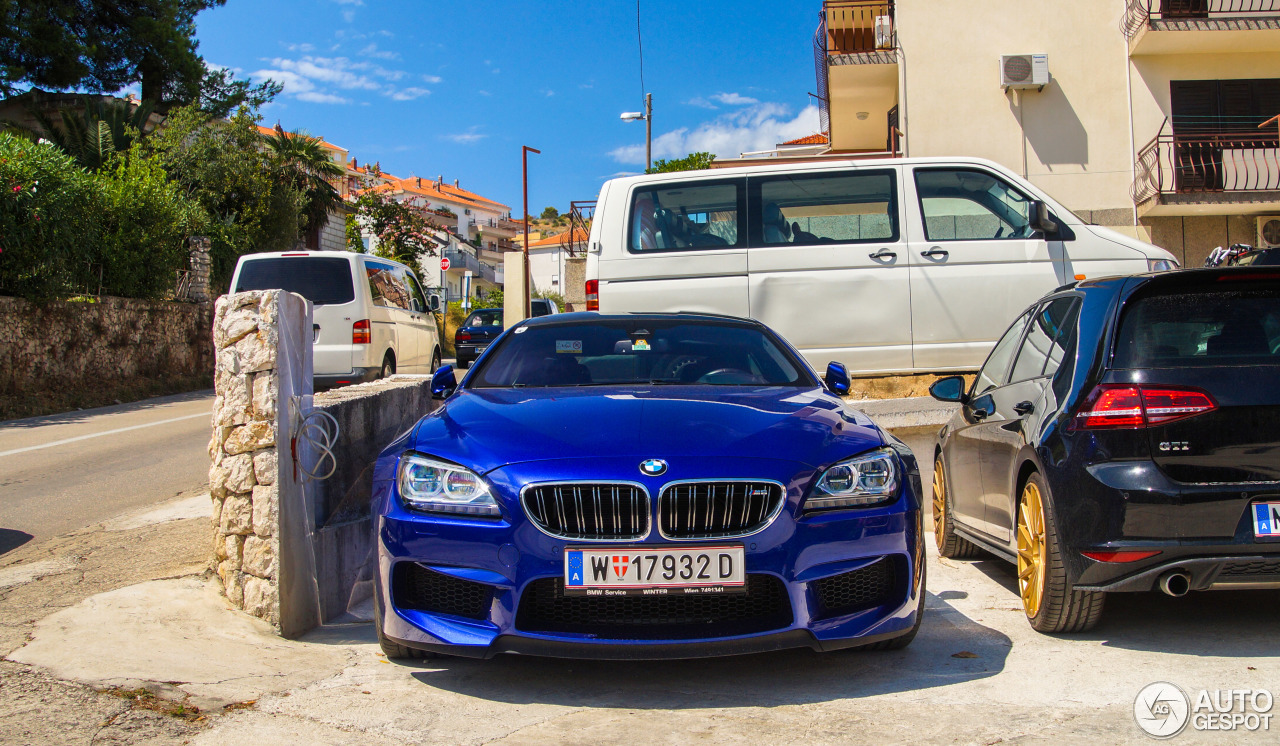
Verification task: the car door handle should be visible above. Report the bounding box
[869,248,897,260]
[921,247,949,259]
[1014,401,1035,416]
[971,407,991,421]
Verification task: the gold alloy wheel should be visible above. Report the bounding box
[932,458,946,546]
[1017,481,1048,618]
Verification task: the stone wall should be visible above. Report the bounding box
[563,256,586,311]
[0,295,213,418]
[1141,214,1256,268]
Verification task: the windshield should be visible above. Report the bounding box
[234,257,355,306]
[465,310,503,327]
[471,320,813,388]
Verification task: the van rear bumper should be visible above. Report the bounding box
[315,367,379,389]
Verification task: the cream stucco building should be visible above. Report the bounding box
[741,1,1280,267]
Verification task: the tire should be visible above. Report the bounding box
[854,561,926,651]
[932,455,983,559]
[374,583,438,660]
[379,353,396,380]
[430,348,441,373]
[457,356,471,369]
[1018,472,1106,633]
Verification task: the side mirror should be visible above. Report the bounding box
[929,375,968,404]
[824,361,851,397]
[428,293,442,313]
[430,364,457,399]
[1030,200,1058,235]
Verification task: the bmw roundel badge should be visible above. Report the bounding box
[639,458,668,476]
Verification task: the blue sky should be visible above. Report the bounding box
[194,0,823,216]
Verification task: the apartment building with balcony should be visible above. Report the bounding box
[802,0,1280,266]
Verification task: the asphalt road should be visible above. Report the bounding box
[0,391,214,554]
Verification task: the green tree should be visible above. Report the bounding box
[146,105,301,288]
[540,206,559,220]
[345,212,364,252]
[646,151,715,174]
[262,123,344,240]
[0,0,276,111]
[5,95,156,171]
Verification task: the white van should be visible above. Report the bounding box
[230,251,443,387]
[584,157,1178,375]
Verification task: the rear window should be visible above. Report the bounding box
[234,257,355,306]
[1114,286,1280,368]
[465,310,503,327]
[471,320,812,388]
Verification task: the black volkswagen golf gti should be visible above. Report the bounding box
[929,267,1280,633]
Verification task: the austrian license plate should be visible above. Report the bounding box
[1253,502,1280,538]
[563,545,746,596]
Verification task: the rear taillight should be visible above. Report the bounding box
[1071,385,1216,430]
[585,279,599,311]
[456,331,471,342]
[352,319,370,344]
[1082,550,1162,563]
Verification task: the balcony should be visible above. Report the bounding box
[1123,0,1280,55]
[818,1,899,153]
[1132,122,1280,215]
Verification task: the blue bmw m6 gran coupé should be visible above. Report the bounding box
[371,312,926,660]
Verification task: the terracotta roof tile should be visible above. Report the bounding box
[528,227,589,248]
[780,132,830,146]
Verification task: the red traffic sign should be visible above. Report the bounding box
[440,257,451,271]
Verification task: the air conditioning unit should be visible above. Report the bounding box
[874,16,893,49]
[1000,54,1049,90]
[1257,216,1280,248]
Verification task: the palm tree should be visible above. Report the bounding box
[3,96,156,171]
[262,124,345,243]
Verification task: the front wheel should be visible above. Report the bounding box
[1018,472,1105,633]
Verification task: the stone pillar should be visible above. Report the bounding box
[188,236,212,303]
[563,257,586,311]
[207,290,315,634]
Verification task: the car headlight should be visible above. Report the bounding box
[807,447,900,509]
[1147,258,1178,272]
[397,453,500,517]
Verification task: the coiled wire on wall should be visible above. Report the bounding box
[290,398,339,483]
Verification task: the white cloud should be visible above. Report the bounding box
[443,128,487,144]
[332,0,362,5]
[296,91,351,104]
[422,74,442,84]
[265,56,381,90]
[609,102,821,164]
[685,97,717,110]
[386,87,429,101]
[342,9,356,22]
[477,90,491,96]
[285,42,315,53]
[359,43,399,61]
[711,92,759,106]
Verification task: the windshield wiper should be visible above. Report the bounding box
[647,378,686,385]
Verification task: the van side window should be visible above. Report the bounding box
[365,261,411,310]
[914,168,1034,241]
[404,271,428,313]
[750,170,898,246]
[628,180,743,253]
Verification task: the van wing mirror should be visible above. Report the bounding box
[428,293,442,312]
[430,364,457,399]
[825,362,851,397]
[1030,200,1059,235]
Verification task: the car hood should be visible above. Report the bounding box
[1083,224,1175,262]
[408,385,885,474]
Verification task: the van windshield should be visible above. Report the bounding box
[234,257,355,305]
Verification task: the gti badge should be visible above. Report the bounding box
[639,458,668,476]
[1159,441,1190,452]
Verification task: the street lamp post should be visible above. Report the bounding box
[522,145,540,320]
[620,92,653,172]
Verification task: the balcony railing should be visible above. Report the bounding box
[1123,0,1280,39]
[822,1,893,54]
[1132,122,1280,204]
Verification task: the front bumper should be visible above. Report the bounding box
[373,455,924,659]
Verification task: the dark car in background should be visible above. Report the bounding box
[929,267,1280,633]
[454,308,502,368]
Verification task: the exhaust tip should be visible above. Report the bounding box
[1158,570,1191,597]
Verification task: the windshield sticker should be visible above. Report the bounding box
[556,340,583,354]
[631,339,651,351]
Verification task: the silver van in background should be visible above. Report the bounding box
[584,157,1177,375]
